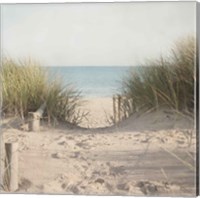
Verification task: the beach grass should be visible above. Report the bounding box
[1,58,85,125]
[121,36,195,116]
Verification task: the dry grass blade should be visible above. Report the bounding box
[160,147,194,171]
[2,155,10,191]
[160,168,168,180]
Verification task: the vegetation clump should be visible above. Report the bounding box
[122,36,195,116]
[1,58,86,125]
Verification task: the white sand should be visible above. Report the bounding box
[0,98,196,196]
[78,97,113,128]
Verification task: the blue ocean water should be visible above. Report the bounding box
[46,66,131,97]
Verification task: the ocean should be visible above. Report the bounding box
[47,66,132,97]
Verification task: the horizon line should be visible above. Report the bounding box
[42,65,140,67]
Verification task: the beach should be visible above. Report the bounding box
[1,97,196,196]
[79,97,113,128]
[1,2,196,196]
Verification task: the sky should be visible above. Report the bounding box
[1,2,196,66]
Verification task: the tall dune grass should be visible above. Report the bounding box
[1,58,86,125]
[122,36,195,116]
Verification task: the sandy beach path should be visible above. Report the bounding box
[1,126,196,196]
[79,97,113,128]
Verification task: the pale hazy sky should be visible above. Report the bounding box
[1,2,196,66]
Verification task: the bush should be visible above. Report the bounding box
[122,36,195,115]
[1,58,86,125]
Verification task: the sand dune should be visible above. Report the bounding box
[0,98,196,196]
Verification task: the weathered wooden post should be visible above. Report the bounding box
[128,98,133,115]
[0,135,4,191]
[28,102,46,132]
[118,95,121,122]
[28,112,40,132]
[122,96,127,119]
[4,142,18,191]
[113,95,116,123]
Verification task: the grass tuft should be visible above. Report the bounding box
[121,36,195,116]
[1,57,86,126]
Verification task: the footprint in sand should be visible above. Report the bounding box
[76,142,90,150]
[58,141,66,146]
[70,151,80,158]
[54,135,68,144]
[95,178,105,184]
[66,136,74,140]
[117,183,130,191]
[54,135,63,141]
[19,178,32,191]
[115,181,144,195]
[136,181,180,195]
[51,152,65,159]
[137,181,158,195]
[68,185,80,194]
[84,177,114,194]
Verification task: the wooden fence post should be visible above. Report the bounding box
[28,112,40,132]
[113,95,134,124]
[129,98,133,114]
[122,96,127,119]
[4,142,18,191]
[118,95,121,122]
[28,102,46,132]
[113,96,116,123]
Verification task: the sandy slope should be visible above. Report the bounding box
[0,99,196,196]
